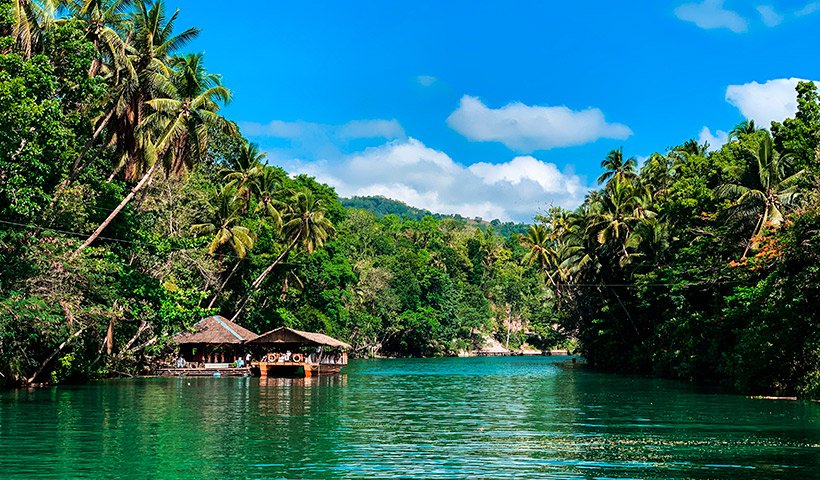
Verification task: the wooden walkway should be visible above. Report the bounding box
[155,367,253,377]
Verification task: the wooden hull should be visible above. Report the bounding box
[254,361,344,378]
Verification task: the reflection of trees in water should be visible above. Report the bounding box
[250,375,348,474]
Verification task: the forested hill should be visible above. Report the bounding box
[342,196,530,237]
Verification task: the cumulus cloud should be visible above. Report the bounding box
[446,95,632,152]
[699,126,729,151]
[756,5,784,26]
[674,0,749,33]
[281,138,586,222]
[725,78,820,127]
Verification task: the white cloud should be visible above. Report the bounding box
[446,95,632,152]
[240,118,404,140]
[699,126,729,151]
[796,2,820,16]
[281,138,586,222]
[674,0,749,33]
[725,78,820,127]
[756,5,784,26]
[416,75,437,87]
[468,156,582,195]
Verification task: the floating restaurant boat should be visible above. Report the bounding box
[251,327,351,378]
[159,315,257,377]
[159,316,350,378]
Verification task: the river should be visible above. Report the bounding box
[1,356,819,479]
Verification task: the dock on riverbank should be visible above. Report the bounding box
[155,365,253,377]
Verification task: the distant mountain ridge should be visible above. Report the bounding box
[341,196,530,237]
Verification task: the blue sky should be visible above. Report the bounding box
[170,1,820,221]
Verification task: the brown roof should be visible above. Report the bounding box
[174,315,258,345]
[251,327,352,350]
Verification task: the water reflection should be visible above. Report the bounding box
[1,358,819,479]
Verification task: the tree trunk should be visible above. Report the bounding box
[48,107,117,214]
[105,319,114,355]
[207,259,241,309]
[26,327,87,385]
[73,160,161,256]
[230,231,302,322]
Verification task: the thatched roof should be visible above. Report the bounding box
[174,316,258,345]
[252,327,352,350]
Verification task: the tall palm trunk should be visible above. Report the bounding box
[207,259,241,309]
[73,159,161,256]
[48,107,117,214]
[230,230,302,322]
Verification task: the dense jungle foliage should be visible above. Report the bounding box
[0,0,556,386]
[2,1,820,399]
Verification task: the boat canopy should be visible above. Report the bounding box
[174,315,258,345]
[251,326,352,350]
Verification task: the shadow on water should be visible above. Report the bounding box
[1,357,819,479]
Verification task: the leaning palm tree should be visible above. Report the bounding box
[597,147,637,185]
[60,0,199,188]
[191,187,256,309]
[231,189,335,321]
[116,0,200,181]
[717,133,805,257]
[74,54,232,255]
[144,52,235,176]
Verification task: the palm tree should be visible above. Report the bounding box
[252,166,283,230]
[597,147,637,185]
[674,139,709,157]
[223,143,265,211]
[61,0,131,78]
[144,53,235,176]
[74,44,231,256]
[521,225,557,286]
[191,188,256,309]
[60,0,199,189]
[9,0,58,58]
[717,133,805,257]
[230,189,335,321]
[192,188,255,259]
[587,178,644,263]
[116,0,200,182]
[728,120,757,142]
[639,153,675,199]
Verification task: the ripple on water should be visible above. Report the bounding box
[1,357,820,479]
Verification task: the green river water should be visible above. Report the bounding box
[1,356,819,479]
